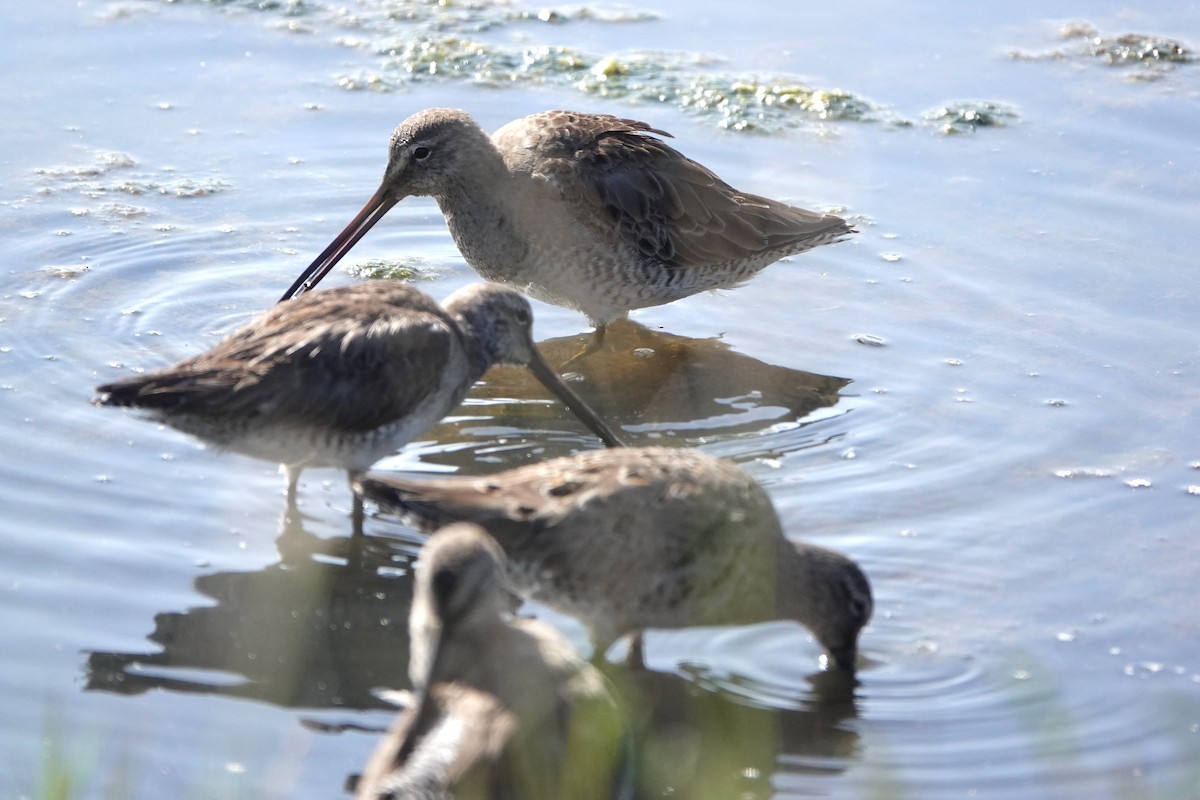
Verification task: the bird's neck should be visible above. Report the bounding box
[435,157,531,276]
[427,620,557,707]
[774,543,821,630]
[446,305,501,383]
[412,596,510,691]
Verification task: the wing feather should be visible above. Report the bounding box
[95,283,464,435]
[511,110,852,268]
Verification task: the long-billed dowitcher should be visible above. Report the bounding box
[356,447,872,672]
[281,108,854,339]
[94,282,625,528]
[355,523,628,800]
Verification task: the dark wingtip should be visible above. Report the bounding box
[355,474,461,535]
[353,474,401,507]
[355,474,429,517]
[92,382,131,408]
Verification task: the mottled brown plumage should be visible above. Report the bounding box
[357,447,872,671]
[355,524,627,800]
[282,108,854,330]
[94,282,624,517]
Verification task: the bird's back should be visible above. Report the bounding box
[359,448,787,641]
[94,282,471,468]
[499,110,853,264]
[486,111,854,323]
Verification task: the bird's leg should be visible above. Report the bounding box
[285,464,301,507]
[625,631,647,670]
[349,471,366,538]
[589,637,613,667]
[590,323,607,351]
[352,495,365,538]
[559,323,608,370]
[341,472,371,571]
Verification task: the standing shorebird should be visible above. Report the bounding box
[94,282,625,530]
[355,523,628,800]
[281,108,854,341]
[356,447,872,672]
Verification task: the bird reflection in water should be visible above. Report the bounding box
[409,318,849,473]
[84,513,420,710]
[611,662,862,799]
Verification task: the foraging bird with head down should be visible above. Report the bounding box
[357,446,872,672]
[281,108,854,344]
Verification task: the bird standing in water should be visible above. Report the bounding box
[94,282,625,532]
[281,108,854,346]
[355,523,628,800]
[358,447,872,672]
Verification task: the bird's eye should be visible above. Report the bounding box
[413,145,431,161]
[515,307,531,325]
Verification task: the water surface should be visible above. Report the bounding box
[2,0,1199,797]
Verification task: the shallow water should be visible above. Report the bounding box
[3,0,1199,797]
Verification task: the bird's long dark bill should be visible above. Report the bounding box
[278,185,399,303]
[525,351,627,448]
